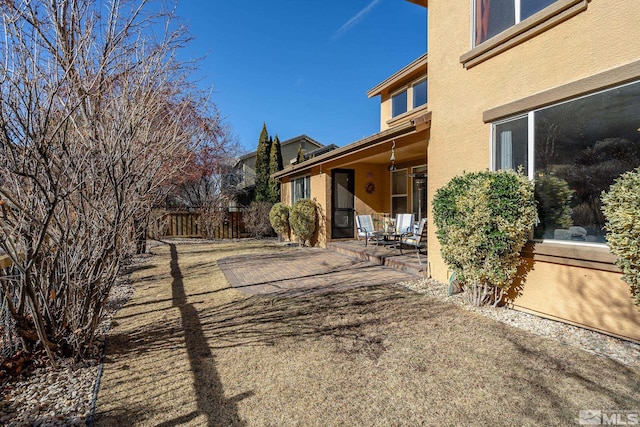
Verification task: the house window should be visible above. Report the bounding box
[291,176,310,203]
[493,115,529,175]
[391,90,408,118]
[492,80,640,244]
[475,0,557,45]
[391,169,408,216]
[413,79,427,109]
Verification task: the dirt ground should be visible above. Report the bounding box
[93,240,640,426]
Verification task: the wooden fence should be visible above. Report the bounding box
[148,209,246,239]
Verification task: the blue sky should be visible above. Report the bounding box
[175,1,427,154]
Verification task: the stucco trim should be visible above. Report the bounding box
[386,103,429,127]
[460,0,588,69]
[483,59,640,122]
[521,241,619,273]
[367,54,428,98]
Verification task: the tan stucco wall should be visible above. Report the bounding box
[427,0,640,341]
[511,260,640,342]
[279,130,428,247]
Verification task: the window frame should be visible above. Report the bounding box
[391,88,409,118]
[490,80,640,249]
[412,78,428,109]
[291,175,311,204]
[390,168,408,217]
[462,0,588,69]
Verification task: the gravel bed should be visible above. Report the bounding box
[0,255,138,427]
[1,242,638,426]
[397,277,640,368]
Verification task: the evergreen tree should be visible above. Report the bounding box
[268,134,284,203]
[254,123,272,201]
[296,143,305,164]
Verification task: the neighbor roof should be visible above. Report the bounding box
[237,134,324,161]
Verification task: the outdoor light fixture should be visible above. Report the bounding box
[389,140,396,171]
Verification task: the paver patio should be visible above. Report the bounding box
[93,240,640,426]
[218,247,419,295]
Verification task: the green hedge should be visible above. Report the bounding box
[432,169,537,306]
[269,202,290,239]
[601,167,640,306]
[289,199,317,246]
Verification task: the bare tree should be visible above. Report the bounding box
[0,0,222,362]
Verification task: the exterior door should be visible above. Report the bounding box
[331,169,354,239]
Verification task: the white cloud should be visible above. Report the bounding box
[332,0,383,41]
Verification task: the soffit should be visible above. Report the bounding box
[367,54,428,98]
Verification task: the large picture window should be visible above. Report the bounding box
[493,81,640,244]
[291,176,310,203]
[475,0,557,45]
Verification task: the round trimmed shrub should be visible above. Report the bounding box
[601,167,640,306]
[432,169,537,306]
[289,199,317,246]
[269,202,290,239]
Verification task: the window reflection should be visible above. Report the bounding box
[534,82,640,242]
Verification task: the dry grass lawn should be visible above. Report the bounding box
[94,240,640,426]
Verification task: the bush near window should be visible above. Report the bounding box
[432,169,537,306]
[269,202,290,239]
[533,173,573,238]
[289,199,317,246]
[601,167,640,306]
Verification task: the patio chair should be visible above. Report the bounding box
[399,217,427,265]
[355,214,383,246]
[394,213,415,235]
[384,213,414,249]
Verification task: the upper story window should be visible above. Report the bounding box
[475,0,557,45]
[392,90,408,118]
[413,79,427,109]
[492,80,640,244]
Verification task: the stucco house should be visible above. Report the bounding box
[232,134,326,205]
[275,0,640,342]
[272,51,429,241]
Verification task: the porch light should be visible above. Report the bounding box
[389,140,396,171]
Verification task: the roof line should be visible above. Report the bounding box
[272,121,417,179]
[367,53,428,98]
[238,134,324,160]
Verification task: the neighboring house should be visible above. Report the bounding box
[276,0,640,342]
[232,135,325,205]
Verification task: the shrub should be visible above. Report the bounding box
[432,169,537,306]
[244,201,274,238]
[269,202,290,239]
[533,173,573,239]
[289,199,317,246]
[601,167,640,306]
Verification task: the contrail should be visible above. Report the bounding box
[332,0,384,41]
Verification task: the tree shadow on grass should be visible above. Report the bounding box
[95,244,253,426]
[96,242,640,426]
